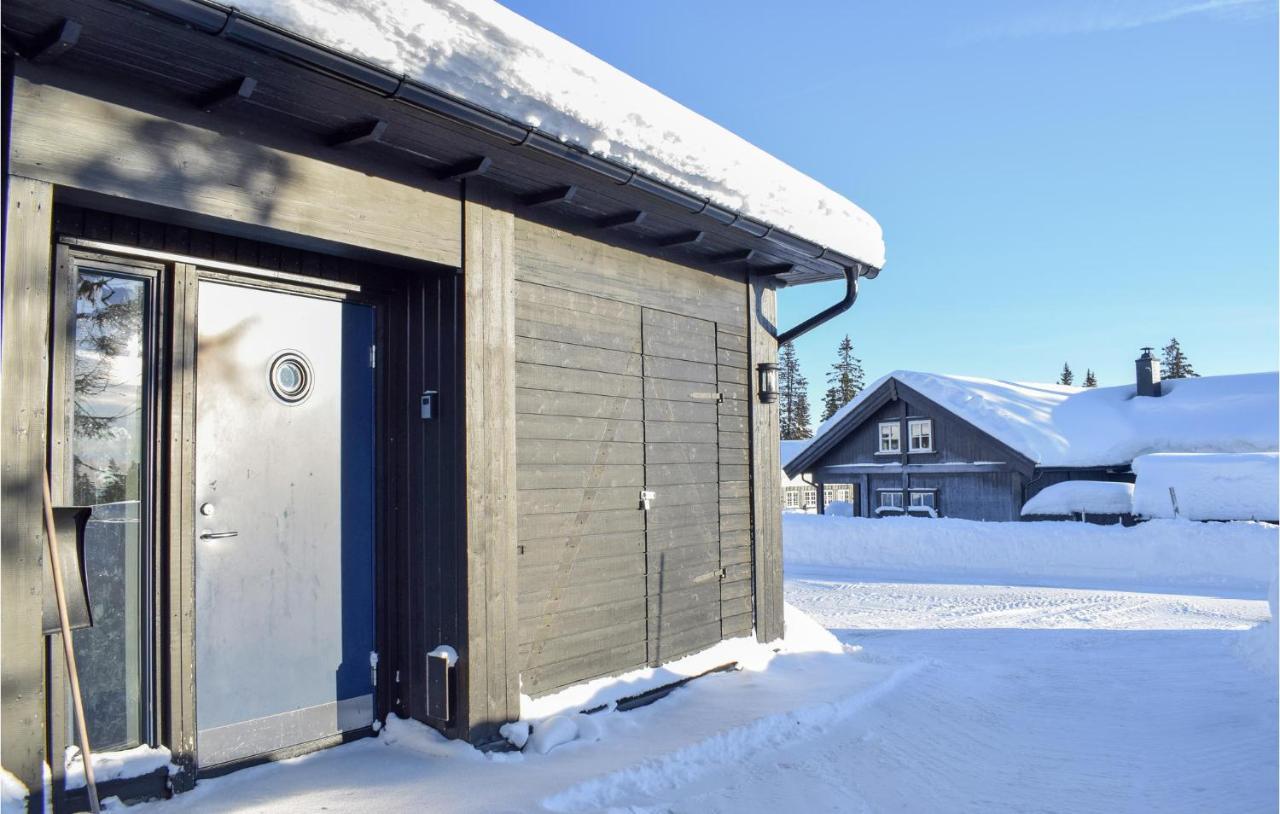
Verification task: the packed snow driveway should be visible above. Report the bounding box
[734,577,1276,814]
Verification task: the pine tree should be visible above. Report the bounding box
[1161,338,1198,379]
[1058,363,1074,386]
[778,342,813,440]
[821,335,865,421]
[794,389,813,439]
[1083,369,1098,388]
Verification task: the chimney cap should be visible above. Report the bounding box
[1139,346,1155,358]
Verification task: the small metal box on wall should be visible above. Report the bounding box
[426,647,455,722]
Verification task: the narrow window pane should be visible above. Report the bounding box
[71,270,150,751]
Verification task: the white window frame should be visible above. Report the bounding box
[877,421,901,454]
[908,489,937,510]
[877,490,904,509]
[785,488,799,508]
[908,419,933,453]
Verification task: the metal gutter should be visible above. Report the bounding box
[124,0,879,280]
[776,265,858,346]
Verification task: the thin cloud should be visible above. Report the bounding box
[958,0,1274,43]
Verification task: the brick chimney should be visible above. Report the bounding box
[1136,347,1162,397]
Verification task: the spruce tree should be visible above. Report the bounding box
[1161,338,1198,379]
[778,342,813,440]
[821,335,865,421]
[1083,369,1098,388]
[794,388,813,439]
[1058,363,1074,386]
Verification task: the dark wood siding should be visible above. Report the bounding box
[644,307,722,664]
[513,281,649,695]
[513,219,755,697]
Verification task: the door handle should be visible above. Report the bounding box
[200,530,239,540]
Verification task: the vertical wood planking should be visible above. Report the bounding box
[461,181,519,743]
[0,176,53,809]
[748,279,784,643]
[166,264,200,788]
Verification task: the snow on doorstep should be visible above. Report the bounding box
[0,767,26,814]
[1021,480,1134,516]
[1132,452,1280,521]
[65,744,174,790]
[226,0,885,269]
[783,513,1279,596]
[807,370,1279,469]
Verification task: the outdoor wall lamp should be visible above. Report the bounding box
[757,361,779,404]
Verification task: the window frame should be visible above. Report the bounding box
[907,418,934,454]
[908,488,938,513]
[52,245,165,753]
[876,420,901,454]
[876,489,904,510]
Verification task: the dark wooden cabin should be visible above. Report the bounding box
[784,374,1131,521]
[0,1,884,809]
[783,366,1277,522]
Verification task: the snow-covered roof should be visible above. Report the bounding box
[1020,481,1135,517]
[781,440,811,468]
[231,0,885,270]
[1132,452,1279,521]
[802,370,1279,469]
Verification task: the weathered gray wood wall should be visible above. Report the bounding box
[512,219,765,696]
[460,182,520,742]
[1,176,54,809]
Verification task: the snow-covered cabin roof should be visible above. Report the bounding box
[789,370,1279,473]
[230,0,885,271]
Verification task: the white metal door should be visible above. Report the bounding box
[194,280,376,765]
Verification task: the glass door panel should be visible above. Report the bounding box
[66,264,154,752]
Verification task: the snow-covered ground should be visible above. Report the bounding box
[101,516,1275,813]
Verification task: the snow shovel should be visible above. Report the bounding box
[42,466,101,814]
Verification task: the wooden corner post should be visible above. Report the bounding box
[1,176,54,811]
[459,180,520,743]
[748,276,784,643]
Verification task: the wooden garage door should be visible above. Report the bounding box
[514,282,648,694]
[514,282,753,695]
[642,308,723,663]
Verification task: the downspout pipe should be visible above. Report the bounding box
[775,265,859,346]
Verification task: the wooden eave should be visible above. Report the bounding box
[2,0,876,286]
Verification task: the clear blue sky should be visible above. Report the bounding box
[501,0,1278,406]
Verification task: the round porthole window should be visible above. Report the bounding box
[269,351,313,404]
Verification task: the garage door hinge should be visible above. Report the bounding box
[369,651,379,687]
[369,345,377,369]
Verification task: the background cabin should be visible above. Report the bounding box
[784,357,1278,522]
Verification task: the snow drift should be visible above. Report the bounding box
[1021,480,1134,517]
[783,514,1278,596]
[227,0,885,269]
[1132,452,1279,521]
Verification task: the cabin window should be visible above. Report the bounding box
[908,489,937,515]
[61,256,159,752]
[785,489,799,508]
[878,421,901,453]
[908,419,934,453]
[877,490,904,511]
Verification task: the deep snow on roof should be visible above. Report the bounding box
[811,370,1279,468]
[230,0,885,270]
